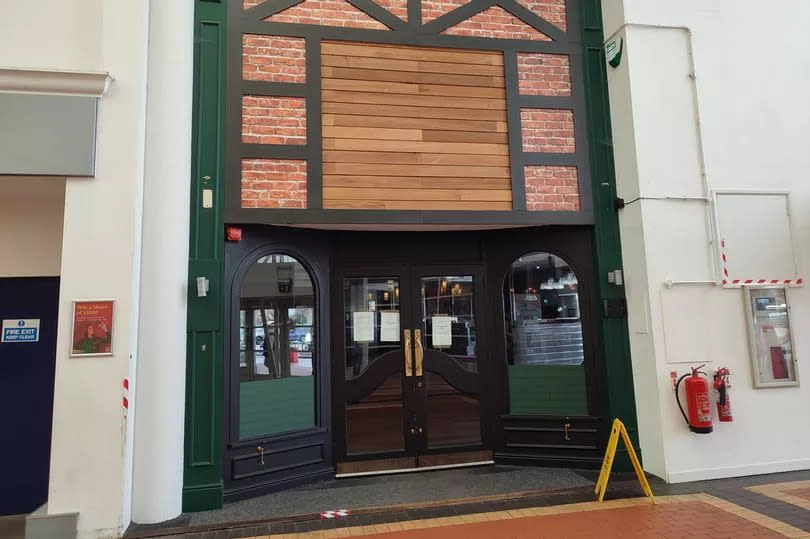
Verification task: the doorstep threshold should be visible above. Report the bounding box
[335,459,495,478]
[125,479,633,538]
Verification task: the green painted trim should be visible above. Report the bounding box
[579,0,641,472]
[239,376,316,439]
[508,365,588,416]
[182,482,226,514]
[183,0,227,512]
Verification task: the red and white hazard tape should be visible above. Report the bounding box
[320,510,350,519]
[720,239,730,282]
[123,378,129,416]
[720,239,803,286]
[722,278,803,286]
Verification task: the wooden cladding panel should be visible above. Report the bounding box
[322,41,512,211]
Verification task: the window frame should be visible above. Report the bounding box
[743,286,800,389]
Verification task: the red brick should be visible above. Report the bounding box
[517,53,571,96]
[373,0,408,20]
[241,159,308,208]
[242,96,307,145]
[521,109,575,153]
[516,0,567,32]
[442,5,551,40]
[265,1,389,30]
[422,0,469,23]
[243,35,306,83]
[524,166,579,211]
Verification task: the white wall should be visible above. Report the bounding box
[0,1,153,537]
[0,177,65,277]
[2,1,194,536]
[603,0,810,482]
[0,0,102,71]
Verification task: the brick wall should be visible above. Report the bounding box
[243,35,306,83]
[374,0,408,20]
[516,0,567,32]
[521,109,575,153]
[242,159,308,208]
[246,0,566,29]
[422,0,468,23]
[242,96,307,145]
[442,5,551,41]
[265,1,388,30]
[240,0,580,213]
[517,53,571,96]
[524,166,579,211]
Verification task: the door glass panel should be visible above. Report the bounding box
[346,374,405,454]
[238,254,316,440]
[420,275,477,373]
[425,372,481,448]
[504,252,587,415]
[344,277,401,379]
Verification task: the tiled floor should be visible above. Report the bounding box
[239,495,808,538]
[750,481,810,513]
[125,470,810,538]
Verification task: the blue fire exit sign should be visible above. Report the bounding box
[1,319,40,343]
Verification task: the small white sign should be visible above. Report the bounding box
[379,311,400,342]
[431,316,457,348]
[2,319,40,343]
[202,189,213,209]
[352,311,375,343]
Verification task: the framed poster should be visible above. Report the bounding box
[71,300,114,357]
[743,288,799,388]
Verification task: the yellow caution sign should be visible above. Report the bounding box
[594,418,655,504]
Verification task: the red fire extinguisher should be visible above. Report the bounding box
[713,367,733,422]
[674,365,713,434]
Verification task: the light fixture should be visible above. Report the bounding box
[277,265,293,293]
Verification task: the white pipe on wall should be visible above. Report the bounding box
[131,0,194,524]
[606,22,720,287]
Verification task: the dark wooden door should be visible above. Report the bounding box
[334,264,490,474]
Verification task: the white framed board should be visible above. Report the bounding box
[712,191,801,286]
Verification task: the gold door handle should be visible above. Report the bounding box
[256,446,265,466]
[564,423,572,441]
[403,329,413,377]
[414,329,424,376]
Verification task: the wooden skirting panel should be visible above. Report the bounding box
[321,41,512,211]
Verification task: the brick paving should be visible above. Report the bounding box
[125,470,810,538]
[238,495,806,538]
[786,489,810,502]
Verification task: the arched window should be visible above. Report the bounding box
[503,252,587,415]
[237,254,316,439]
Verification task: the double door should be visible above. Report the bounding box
[333,265,489,473]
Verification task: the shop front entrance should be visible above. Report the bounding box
[333,264,490,475]
[223,226,608,499]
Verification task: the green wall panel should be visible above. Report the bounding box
[580,0,641,470]
[239,377,316,439]
[184,0,226,512]
[508,365,587,416]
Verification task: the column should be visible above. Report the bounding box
[131,0,194,524]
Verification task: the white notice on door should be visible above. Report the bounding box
[379,311,400,342]
[352,311,375,342]
[431,316,456,348]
